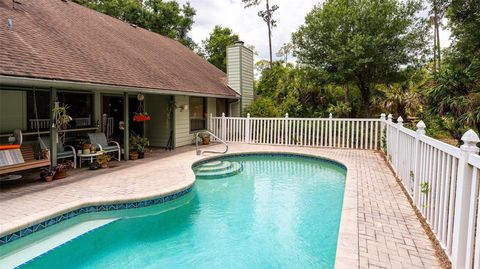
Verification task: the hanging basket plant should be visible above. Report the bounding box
[133,112,151,122]
[133,94,150,122]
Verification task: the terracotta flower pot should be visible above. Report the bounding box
[45,175,54,182]
[202,137,210,145]
[100,163,108,168]
[130,152,139,160]
[54,170,67,180]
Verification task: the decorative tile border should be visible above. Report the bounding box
[0,187,193,246]
[192,152,347,171]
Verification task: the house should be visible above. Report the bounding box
[0,0,254,166]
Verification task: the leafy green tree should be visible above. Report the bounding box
[425,0,480,141]
[73,0,197,49]
[244,97,282,117]
[327,101,352,117]
[293,0,430,116]
[200,26,239,72]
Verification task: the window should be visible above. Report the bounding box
[190,97,206,131]
[57,92,94,128]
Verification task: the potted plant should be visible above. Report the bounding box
[53,162,71,180]
[41,148,50,160]
[130,133,149,159]
[133,112,151,122]
[40,168,54,182]
[96,152,112,168]
[52,103,71,142]
[200,133,210,145]
[129,151,139,160]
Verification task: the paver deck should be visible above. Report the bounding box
[0,144,443,268]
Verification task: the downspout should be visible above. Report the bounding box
[228,99,240,116]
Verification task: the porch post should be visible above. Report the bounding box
[50,88,58,167]
[123,92,129,161]
[93,91,101,129]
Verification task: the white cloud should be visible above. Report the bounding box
[181,0,451,63]
[180,0,321,62]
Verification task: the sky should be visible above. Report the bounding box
[180,0,451,63]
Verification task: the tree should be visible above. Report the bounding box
[200,26,239,72]
[428,0,448,75]
[242,0,279,68]
[276,42,294,64]
[293,0,430,116]
[425,0,480,140]
[73,0,197,49]
[243,97,282,117]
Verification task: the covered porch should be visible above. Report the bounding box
[0,85,235,181]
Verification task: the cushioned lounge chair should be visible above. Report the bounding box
[88,133,121,161]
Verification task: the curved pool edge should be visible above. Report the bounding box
[0,185,194,247]
[2,146,359,269]
[196,148,358,269]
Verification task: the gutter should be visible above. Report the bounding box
[0,75,240,99]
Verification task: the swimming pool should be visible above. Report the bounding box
[1,153,346,268]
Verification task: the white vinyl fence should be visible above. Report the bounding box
[209,113,480,269]
[210,113,382,150]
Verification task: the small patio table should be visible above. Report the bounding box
[78,152,102,168]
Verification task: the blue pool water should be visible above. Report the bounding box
[16,154,346,269]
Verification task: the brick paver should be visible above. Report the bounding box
[0,144,443,268]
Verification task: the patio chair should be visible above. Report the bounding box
[88,133,121,161]
[39,137,77,168]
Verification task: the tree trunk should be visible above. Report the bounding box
[436,16,441,69]
[266,0,273,68]
[357,80,371,117]
[343,82,350,104]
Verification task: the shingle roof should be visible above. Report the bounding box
[0,0,238,97]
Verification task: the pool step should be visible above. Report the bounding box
[194,161,243,179]
[196,161,232,172]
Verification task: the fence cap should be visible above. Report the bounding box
[380,113,386,119]
[416,120,426,129]
[387,114,393,120]
[461,129,480,148]
[397,116,403,123]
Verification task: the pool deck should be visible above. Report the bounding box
[0,144,443,268]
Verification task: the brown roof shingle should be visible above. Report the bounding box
[0,0,238,97]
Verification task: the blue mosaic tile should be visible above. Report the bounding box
[192,152,347,171]
[0,186,192,247]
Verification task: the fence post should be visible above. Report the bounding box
[413,120,426,205]
[284,113,289,145]
[394,116,403,171]
[386,114,393,161]
[452,129,480,269]
[245,113,251,143]
[380,113,386,150]
[329,113,333,147]
[221,112,226,141]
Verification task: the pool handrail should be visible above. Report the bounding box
[195,130,228,156]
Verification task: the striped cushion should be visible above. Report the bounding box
[0,149,25,167]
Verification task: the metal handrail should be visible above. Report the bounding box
[195,130,228,156]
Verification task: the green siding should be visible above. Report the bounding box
[226,43,254,116]
[241,48,254,110]
[0,90,27,133]
[207,97,216,129]
[174,95,192,147]
[145,94,171,147]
